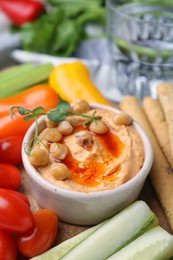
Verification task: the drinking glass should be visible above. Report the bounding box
[106,0,173,100]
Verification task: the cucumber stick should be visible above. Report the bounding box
[31,221,107,260]
[107,226,173,260]
[0,63,54,99]
[60,201,158,260]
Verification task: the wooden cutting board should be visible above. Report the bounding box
[18,164,172,260]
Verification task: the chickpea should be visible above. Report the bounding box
[29,145,49,166]
[49,163,70,180]
[45,116,59,128]
[89,120,108,134]
[114,113,132,126]
[72,99,90,113]
[57,120,73,135]
[50,143,68,160]
[75,130,93,147]
[38,129,47,140]
[44,128,62,143]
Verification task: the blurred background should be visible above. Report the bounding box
[1,0,173,100]
[0,0,114,100]
[0,0,110,64]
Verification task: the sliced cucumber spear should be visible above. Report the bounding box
[32,201,157,260]
[107,226,173,260]
[31,221,107,260]
[60,201,158,260]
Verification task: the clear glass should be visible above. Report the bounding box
[106,0,173,100]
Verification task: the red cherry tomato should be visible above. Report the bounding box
[0,163,21,190]
[0,229,17,260]
[0,136,23,165]
[0,189,34,233]
[17,209,58,258]
[5,189,30,207]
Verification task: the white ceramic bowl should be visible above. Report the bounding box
[22,103,153,226]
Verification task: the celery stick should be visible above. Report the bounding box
[0,63,33,83]
[0,63,54,99]
[60,201,158,260]
[30,221,107,260]
[107,226,173,260]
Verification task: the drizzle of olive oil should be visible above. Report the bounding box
[62,125,125,187]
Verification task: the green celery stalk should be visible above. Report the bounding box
[0,63,34,83]
[0,63,54,99]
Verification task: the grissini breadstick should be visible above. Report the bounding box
[142,96,173,169]
[119,96,173,231]
[157,83,173,160]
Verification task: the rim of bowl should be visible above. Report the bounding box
[22,103,153,199]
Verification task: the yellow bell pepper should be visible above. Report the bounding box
[49,61,111,106]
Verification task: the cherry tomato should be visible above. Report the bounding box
[17,209,58,258]
[0,136,23,165]
[0,229,17,260]
[5,189,30,207]
[0,189,34,233]
[0,163,21,190]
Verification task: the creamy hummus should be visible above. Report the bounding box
[34,108,144,192]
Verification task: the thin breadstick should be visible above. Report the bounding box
[157,83,173,160]
[142,96,173,169]
[119,96,173,231]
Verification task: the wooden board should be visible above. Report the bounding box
[18,164,172,260]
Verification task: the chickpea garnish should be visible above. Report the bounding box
[114,113,132,126]
[29,145,49,167]
[11,99,102,155]
[89,120,108,134]
[57,120,73,135]
[44,128,62,143]
[50,143,68,160]
[49,163,70,180]
[75,130,93,147]
[72,99,90,113]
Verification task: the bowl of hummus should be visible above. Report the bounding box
[22,100,153,225]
